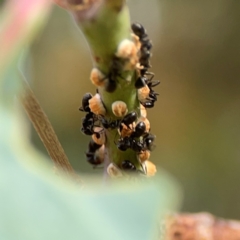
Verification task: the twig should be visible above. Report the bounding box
[19,76,80,181]
[55,0,145,175]
[164,212,240,240]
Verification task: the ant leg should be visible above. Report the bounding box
[145,71,155,81]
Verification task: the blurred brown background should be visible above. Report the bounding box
[28,0,240,219]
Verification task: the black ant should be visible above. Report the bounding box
[131,23,147,40]
[95,55,129,93]
[119,111,137,131]
[79,93,92,112]
[79,93,99,136]
[117,130,155,152]
[139,49,151,69]
[121,160,137,171]
[143,72,160,88]
[85,139,103,166]
[100,112,135,146]
[141,39,152,51]
[117,136,132,151]
[140,67,151,77]
[117,117,148,152]
[141,83,159,109]
[131,23,152,73]
[105,56,125,93]
[135,72,159,89]
[81,113,96,135]
[136,72,160,108]
[117,136,144,152]
[132,23,159,104]
[98,111,137,132]
[131,121,146,138]
[90,57,122,93]
[100,111,137,133]
[131,139,145,152]
[135,75,147,89]
[98,116,120,130]
[143,133,155,151]
[143,82,160,108]
[141,101,155,108]
[139,88,159,108]
[121,160,147,175]
[148,90,159,102]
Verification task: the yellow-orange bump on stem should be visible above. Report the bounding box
[116,39,136,58]
[90,67,105,87]
[140,104,147,118]
[145,160,157,177]
[138,150,150,163]
[107,163,123,178]
[95,144,105,164]
[131,33,141,51]
[112,100,128,117]
[116,39,139,70]
[92,127,105,145]
[118,123,134,137]
[89,93,106,115]
[138,85,150,102]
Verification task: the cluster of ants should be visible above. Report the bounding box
[79,23,159,175]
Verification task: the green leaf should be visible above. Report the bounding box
[0,144,181,240]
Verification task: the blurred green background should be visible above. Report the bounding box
[28,0,240,219]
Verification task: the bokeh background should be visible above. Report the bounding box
[27,0,240,219]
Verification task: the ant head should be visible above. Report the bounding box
[144,134,156,151]
[142,101,154,108]
[131,23,146,38]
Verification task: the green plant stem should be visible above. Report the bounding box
[62,0,144,173]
